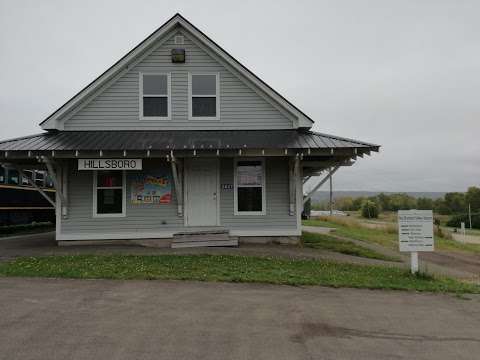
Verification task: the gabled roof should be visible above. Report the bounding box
[40,13,314,130]
[0,130,379,152]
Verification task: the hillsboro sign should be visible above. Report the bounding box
[78,159,142,170]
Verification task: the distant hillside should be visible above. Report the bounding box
[311,191,446,203]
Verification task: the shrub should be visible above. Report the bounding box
[361,200,379,219]
[446,213,480,229]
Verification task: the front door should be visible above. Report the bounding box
[185,158,218,226]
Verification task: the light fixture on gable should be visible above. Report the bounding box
[171,48,185,63]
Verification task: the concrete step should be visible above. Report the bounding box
[172,229,238,248]
[171,238,239,249]
[173,233,230,243]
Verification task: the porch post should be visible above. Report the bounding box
[289,156,300,216]
[170,156,183,217]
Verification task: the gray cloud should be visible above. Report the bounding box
[1,0,478,192]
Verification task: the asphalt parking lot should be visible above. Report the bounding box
[0,278,479,360]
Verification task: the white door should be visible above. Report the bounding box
[185,158,219,226]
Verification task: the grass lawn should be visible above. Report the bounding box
[303,218,480,254]
[0,254,478,293]
[302,232,400,262]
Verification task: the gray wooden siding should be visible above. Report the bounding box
[62,157,297,236]
[63,31,294,130]
[61,159,183,234]
[220,158,297,230]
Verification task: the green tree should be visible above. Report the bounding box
[433,198,450,215]
[388,193,417,211]
[417,197,433,210]
[444,192,466,214]
[361,200,379,219]
[352,197,365,211]
[377,193,390,211]
[466,186,480,212]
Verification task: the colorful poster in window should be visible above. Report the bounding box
[130,171,172,204]
[237,161,263,186]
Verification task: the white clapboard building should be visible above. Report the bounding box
[0,14,379,247]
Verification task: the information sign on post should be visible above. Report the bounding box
[398,210,434,274]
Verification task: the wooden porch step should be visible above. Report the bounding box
[171,238,238,248]
[172,230,238,248]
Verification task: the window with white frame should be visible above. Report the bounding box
[234,159,265,215]
[93,171,125,217]
[189,73,219,119]
[140,73,170,119]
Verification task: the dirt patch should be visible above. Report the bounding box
[420,252,480,278]
[291,322,480,343]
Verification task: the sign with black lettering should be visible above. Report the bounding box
[221,184,233,190]
[398,210,434,252]
[78,159,142,170]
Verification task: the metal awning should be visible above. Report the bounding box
[0,130,379,153]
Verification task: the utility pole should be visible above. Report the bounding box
[329,167,333,216]
[469,203,472,229]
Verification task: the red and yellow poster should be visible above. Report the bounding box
[131,172,172,204]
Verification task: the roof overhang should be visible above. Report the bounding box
[0,130,379,168]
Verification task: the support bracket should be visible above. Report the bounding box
[42,156,68,217]
[303,164,341,205]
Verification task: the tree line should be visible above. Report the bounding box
[312,187,480,227]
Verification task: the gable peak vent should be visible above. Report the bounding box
[174,35,184,45]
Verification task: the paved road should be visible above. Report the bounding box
[0,278,479,360]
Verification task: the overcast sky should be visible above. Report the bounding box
[1,0,479,192]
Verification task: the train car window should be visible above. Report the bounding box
[0,167,5,183]
[22,170,34,185]
[8,170,19,185]
[35,171,45,187]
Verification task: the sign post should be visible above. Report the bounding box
[398,210,434,274]
[461,222,466,243]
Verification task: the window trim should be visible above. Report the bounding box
[139,72,171,121]
[92,170,126,218]
[233,158,266,216]
[188,72,220,120]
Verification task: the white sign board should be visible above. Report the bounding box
[78,159,142,170]
[398,210,434,252]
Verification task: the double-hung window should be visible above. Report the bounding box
[189,73,219,119]
[234,159,266,215]
[140,73,171,120]
[93,171,126,217]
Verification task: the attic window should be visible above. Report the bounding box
[188,73,219,120]
[139,73,171,120]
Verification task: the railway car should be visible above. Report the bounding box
[0,167,55,226]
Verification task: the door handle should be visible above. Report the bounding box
[213,192,217,200]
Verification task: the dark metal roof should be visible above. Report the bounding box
[0,130,379,152]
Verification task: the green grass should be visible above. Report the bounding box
[0,254,478,293]
[304,218,398,249]
[303,219,480,254]
[302,232,400,262]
